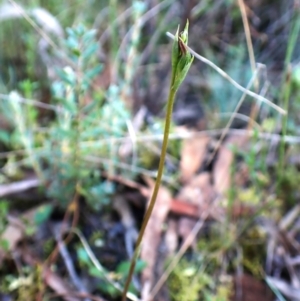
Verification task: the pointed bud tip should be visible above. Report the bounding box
[180,20,190,44]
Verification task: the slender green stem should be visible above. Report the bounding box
[121,21,193,300]
[278,6,300,184]
[278,68,291,173]
[121,85,177,301]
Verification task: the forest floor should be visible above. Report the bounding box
[0,1,300,301]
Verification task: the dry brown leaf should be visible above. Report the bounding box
[141,177,172,300]
[179,128,209,183]
[213,135,247,195]
[177,217,197,249]
[173,172,222,221]
[230,203,256,219]
[164,217,178,255]
[42,266,82,301]
[170,199,199,218]
[176,172,216,206]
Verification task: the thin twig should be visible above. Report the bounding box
[238,0,262,130]
[0,93,60,112]
[237,0,256,78]
[55,231,91,301]
[0,178,40,198]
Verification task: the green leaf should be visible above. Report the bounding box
[0,130,10,145]
[66,27,77,39]
[82,29,97,44]
[34,204,53,225]
[56,67,76,86]
[75,24,85,36]
[116,259,147,276]
[65,36,79,52]
[82,43,98,61]
[89,266,107,278]
[97,281,120,298]
[77,247,90,264]
[292,66,300,87]
[0,239,9,251]
[84,65,103,81]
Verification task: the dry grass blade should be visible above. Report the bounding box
[80,128,300,146]
[207,65,263,165]
[112,0,172,83]
[0,93,59,112]
[237,0,256,76]
[8,0,60,52]
[166,32,286,115]
[266,277,300,301]
[70,229,140,301]
[7,0,75,68]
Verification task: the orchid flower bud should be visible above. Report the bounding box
[171,20,194,92]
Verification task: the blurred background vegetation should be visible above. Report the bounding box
[1,0,300,300]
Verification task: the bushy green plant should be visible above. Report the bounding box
[4,24,131,209]
[45,24,132,208]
